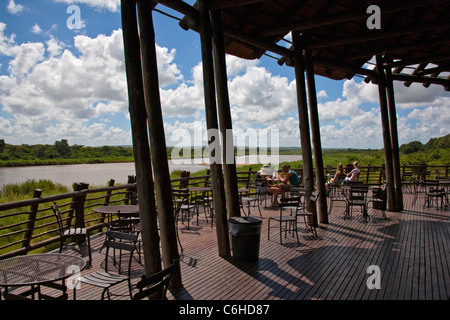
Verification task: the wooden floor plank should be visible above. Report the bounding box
[36,190,449,301]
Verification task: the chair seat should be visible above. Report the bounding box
[63,228,87,236]
[78,271,129,288]
[270,215,296,222]
[348,200,366,205]
[241,197,258,202]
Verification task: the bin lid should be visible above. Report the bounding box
[229,216,262,225]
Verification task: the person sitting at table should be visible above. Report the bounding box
[343,161,360,185]
[326,163,345,194]
[267,164,300,206]
[255,164,273,193]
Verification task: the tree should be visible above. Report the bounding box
[0,139,5,153]
[399,141,423,155]
[54,139,71,158]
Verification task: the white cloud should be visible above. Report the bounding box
[31,24,43,35]
[53,0,120,12]
[0,26,182,145]
[7,0,25,15]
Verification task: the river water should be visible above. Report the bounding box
[0,154,301,189]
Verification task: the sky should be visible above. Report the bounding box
[0,0,449,149]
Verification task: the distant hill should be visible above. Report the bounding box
[399,134,450,155]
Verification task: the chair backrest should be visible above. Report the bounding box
[336,174,346,185]
[133,260,178,300]
[103,230,138,274]
[279,196,301,210]
[51,202,65,235]
[349,184,368,201]
[307,191,319,213]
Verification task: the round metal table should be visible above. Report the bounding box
[0,253,86,300]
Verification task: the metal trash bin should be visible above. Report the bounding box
[372,187,386,210]
[229,216,262,262]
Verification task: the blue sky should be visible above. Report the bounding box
[1,0,449,149]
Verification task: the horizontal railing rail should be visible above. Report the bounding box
[1,163,447,259]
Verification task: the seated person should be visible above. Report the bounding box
[267,164,300,206]
[255,164,273,193]
[325,163,345,194]
[343,161,360,185]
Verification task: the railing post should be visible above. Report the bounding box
[124,175,136,204]
[22,189,42,252]
[72,182,89,244]
[365,163,371,184]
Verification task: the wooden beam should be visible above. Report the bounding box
[304,21,450,50]
[376,55,396,212]
[211,10,240,219]
[120,0,162,278]
[385,63,403,211]
[156,0,198,20]
[261,0,436,37]
[137,0,181,286]
[305,50,328,224]
[198,0,230,257]
[210,9,234,255]
[211,0,266,10]
[292,32,316,225]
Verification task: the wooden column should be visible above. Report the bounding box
[305,50,328,224]
[137,0,181,286]
[385,63,403,211]
[121,0,162,278]
[210,10,236,256]
[292,32,316,224]
[198,0,230,257]
[376,55,396,211]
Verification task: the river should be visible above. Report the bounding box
[0,154,301,189]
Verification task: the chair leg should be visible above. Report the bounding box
[86,233,92,267]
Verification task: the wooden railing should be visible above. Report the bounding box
[1,163,448,259]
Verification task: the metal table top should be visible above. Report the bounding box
[0,253,86,287]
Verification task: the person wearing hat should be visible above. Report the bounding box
[255,164,273,193]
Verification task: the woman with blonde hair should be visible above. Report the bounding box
[326,163,345,194]
[343,161,360,184]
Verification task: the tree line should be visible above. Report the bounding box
[0,139,134,166]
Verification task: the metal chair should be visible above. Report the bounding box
[51,203,92,266]
[133,260,178,300]
[297,191,319,237]
[268,196,301,244]
[346,184,369,221]
[173,189,196,231]
[240,181,263,216]
[423,180,446,209]
[73,230,138,300]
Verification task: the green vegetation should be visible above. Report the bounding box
[0,139,134,167]
[1,134,449,168]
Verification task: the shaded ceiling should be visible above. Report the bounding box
[169,0,450,89]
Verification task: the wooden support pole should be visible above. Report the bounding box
[121,0,162,280]
[385,64,403,211]
[376,55,396,211]
[211,10,240,221]
[137,0,181,286]
[198,0,230,257]
[292,32,315,223]
[305,50,328,224]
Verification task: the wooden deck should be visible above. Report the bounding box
[30,191,450,300]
